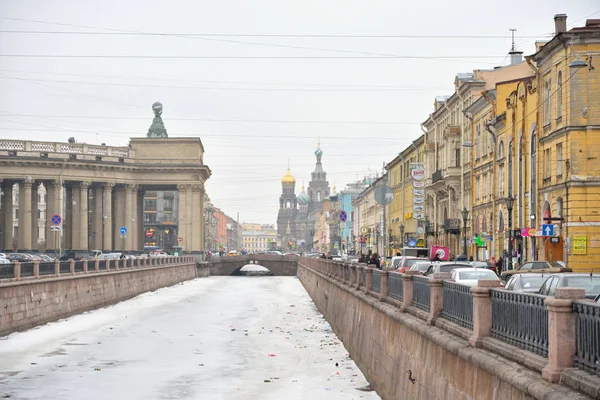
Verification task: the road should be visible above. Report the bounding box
[0,277,379,400]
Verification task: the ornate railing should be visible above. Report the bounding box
[490,289,548,357]
[573,300,600,376]
[0,265,15,278]
[412,276,431,312]
[372,270,381,293]
[388,272,403,301]
[59,261,71,274]
[0,139,133,158]
[442,281,473,329]
[39,262,56,276]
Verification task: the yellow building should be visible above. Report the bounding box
[528,16,600,271]
[387,135,425,254]
[351,175,386,256]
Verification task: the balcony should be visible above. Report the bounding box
[444,125,461,138]
[444,218,461,234]
[432,169,443,183]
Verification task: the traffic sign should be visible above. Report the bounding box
[50,225,62,231]
[408,239,417,247]
[521,227,536,237]
[50,214,62,226]
[146,230,153,238]
[542,224,554,237]
[340,222,346,229]
[178,237,183,242]
[119,226,128,235]
[339,210,347,222]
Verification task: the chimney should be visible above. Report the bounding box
[509,50,523,65]
[554,14,567,34]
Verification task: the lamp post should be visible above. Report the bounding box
[461,208,469,257]
[505,195,515,270]
[400,224,405,248]
[388,228,393,257]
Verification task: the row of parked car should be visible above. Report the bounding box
[389,256,600,303]
[0,252,56,264]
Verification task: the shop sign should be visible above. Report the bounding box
[572,236,587,255]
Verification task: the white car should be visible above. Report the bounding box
[450,268,500,287]
[0,258,11,265]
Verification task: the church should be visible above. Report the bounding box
[276,144,330,253]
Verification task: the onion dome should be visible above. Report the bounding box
[314,146,323,157]
[298,185,310,204]
[281,168,296,184]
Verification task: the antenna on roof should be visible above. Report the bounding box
[508,28,523,65]
[509,28,517,51]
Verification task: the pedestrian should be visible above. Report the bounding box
[320,253,327,259]
[396,252,402,257]
[370,253,380,267]
[468,255,473,261]
[496,256,504,274]
[358,253,367,263]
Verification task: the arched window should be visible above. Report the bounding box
[544,80,551,125]
[556,197,563,218]
[530,125,537,216]
[498,211,504,232]
[482,214,487,233]
[508,140,513,195]
[543,201,551,220]
[286,201,291,209]
[317,192,321,202]
[556,71,563,118]
[498,141,505,159]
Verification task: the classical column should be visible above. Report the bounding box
[92,185,103,250]
[102,183,114,251]
[18,181,33,250]
[70,184,81,250]
[191,184,203,252]
[1,181,13,250]
[31,182,39,249]
[177,184,189,251]
[137,190,144,250]
[64,185,73,250]
[79,182,89,250]
[44,181,59,250]
[124,185,134,251]
[113,185,125,250]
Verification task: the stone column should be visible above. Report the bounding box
[70,184,81,250]
[129,185,138,251]
[191,184,203,253]
[1,182,13,250]
[177,184,189,252]
[18,180,33,251]
[400,271,421,312]
[356,264,365,289]
[365,267,373,294]
[380,270,389,300]
[349,265,356,286]
[44,181,60,251]
[78,182,89,251]
[31,182,39,250]
[137,190,144,250]
[92,185,103,250]
[542,288,586,383]
[469,280,503,348]
[64,186,73,250]
[427,272,451,325]
[114,186,125,251]
[102,183,114,252]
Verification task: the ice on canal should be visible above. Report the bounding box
[0,276,380,400]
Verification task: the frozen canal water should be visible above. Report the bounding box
[0,277,380,400]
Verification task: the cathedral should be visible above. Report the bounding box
[276,144,330,253]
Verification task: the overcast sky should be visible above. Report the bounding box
[1,1,598,223]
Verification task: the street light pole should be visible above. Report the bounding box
[461,208,469,257]
[400,224,404,249]
[505,195,515,271]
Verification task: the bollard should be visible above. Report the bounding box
[542,288,586,383]
[427,272,451,325]
[468,280,503,348]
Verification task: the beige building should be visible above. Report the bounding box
[0,137,210,255]
[351,174,386,256]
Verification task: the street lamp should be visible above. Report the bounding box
[388,228,393,257]
[400,224,405,248]
[505,195,515,270]
[461,208,469,257]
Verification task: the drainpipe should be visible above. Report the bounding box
[481,91,497,258]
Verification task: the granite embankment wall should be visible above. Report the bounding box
[298,262,590,400]
[0,259,205,336]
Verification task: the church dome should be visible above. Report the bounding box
[298,186,310,204]
[314,147,323,157]
[281,168,296,184]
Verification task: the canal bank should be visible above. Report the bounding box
[0,277,379,400]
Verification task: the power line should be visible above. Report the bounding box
[0,54,505,60]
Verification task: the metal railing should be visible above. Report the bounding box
[74,261,84,273]
[490,289,548,357]
[442,281,473,329]
[59,261,71,274]
[372,270,381,293]
[361,268,366,287]
[412,276,431,312]
[0,265,15,279]
[388,272,403,301]
[20,263,35,277]
[573,300,600,376]
[39,262,56,276]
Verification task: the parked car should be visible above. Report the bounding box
[469,261,497,273]
[59,250,92,261]
[38,254,54,262]
[0,258,11,265]
[500,261,570,281]
[7,253,34,262]
[424,262,473,276]
[538,273,600,299]
[450,268,501,287]
[503,273,548,293]
[395,257,426,273]
[0,253,7,259]
[408,261,433,275]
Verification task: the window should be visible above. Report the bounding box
[556,143,563,176]
[455,149,460,167]
[544,148,551,178]
[15,209,18,220]
[556,71,563,119]
[498,141,505,159]
[317,192,321,202]
[483,174,488,198]
[544,79,551,125]
[498,165,504,197]
[144,212,156,223]
[144,199,157,210]
[476,177,481,200]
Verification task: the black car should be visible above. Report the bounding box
[538,273,600,299]
[7,253,34,262]
[60,250,92,261]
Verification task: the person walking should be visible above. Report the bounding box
[496,256,504,274]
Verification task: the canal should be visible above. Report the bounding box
[0,276,379,399]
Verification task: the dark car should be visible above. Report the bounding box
[504,273,548,293]
[60,250,92,261]
[424,262,473,276]
[7,253,34,262]
[538,273,600,299]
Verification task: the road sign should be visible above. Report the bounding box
[416,226,424,235]
[413,212,425,219]
[408,239,417,247]
[146,230,153,238]
[361,226,367,234]
[119,226,128,235]
[413,204,425,212]
[521,227,536,237]
[50,214,62,226]
[340,222,346,229]
[178,237,183,242]
[339,210,347,222]
[50,225,62,231]
[542,224,554,237]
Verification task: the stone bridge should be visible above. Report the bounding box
[204,254,298,276]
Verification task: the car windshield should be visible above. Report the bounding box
[404,259,420,267]
[392,259,402,267]
[563,276,600,294]
[470,262,489,268]
[520,276,546,290]
[410,262,431,272]
[439,264,472,273]
[458,270,497,280]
